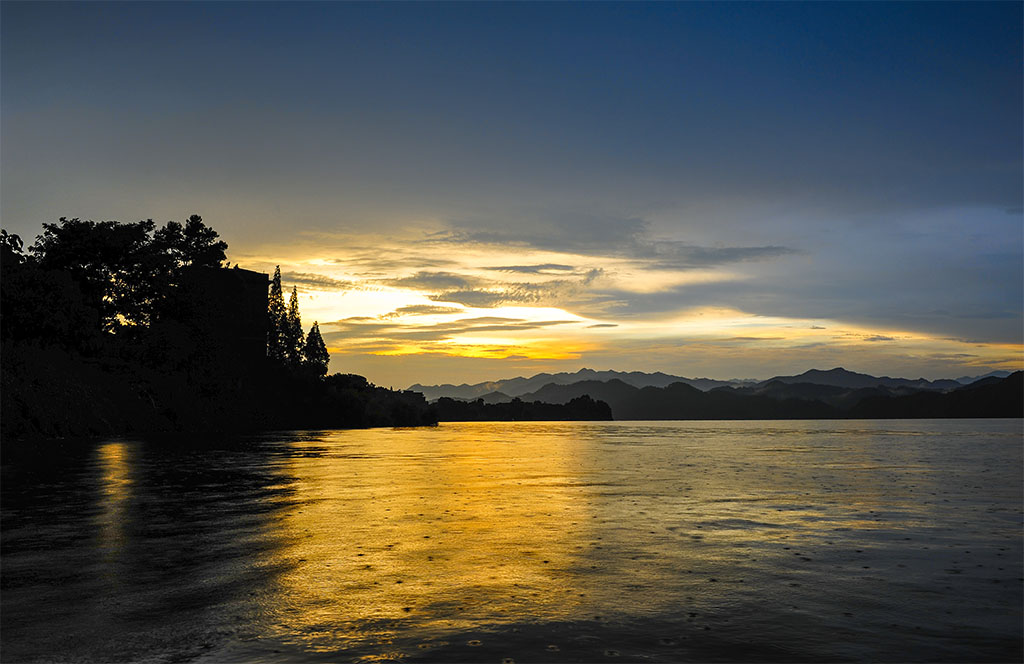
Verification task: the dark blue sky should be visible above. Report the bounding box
[2,2,1021,382]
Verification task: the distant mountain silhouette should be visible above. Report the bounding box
[409,368,751,400]
[722,381,916,410]
[520,379,642,413]
[515,379,837,420]
[955,370,1013,385]
[849,372,1022,418]
[477,391,514,404]
[497,372,1023,420]
[758,367,962,391]
[411,366,1005,402]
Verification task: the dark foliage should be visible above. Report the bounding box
[152,214,228,269]
[26,215,226,333]
[1,260,102,352]
[434,395,612,421]
[267,266,287,364]
[1,218,436,441]
[283,286,304,366]
[1,229,25,263]
[0,347,436,439]
[303,322,330,376]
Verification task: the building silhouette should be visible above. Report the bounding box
[174,267,269,371]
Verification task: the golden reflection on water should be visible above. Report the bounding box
[60,421,1021,663]
[96,441,133,557]
[258,421,966,655]
[269,426,595,652]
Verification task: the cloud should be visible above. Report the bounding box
[429,270,603,309]
[280,271,354,291]
[439,214,649,255]
[432,213,799,272]
[953,310,1019,320]
[323,317,396,335]
[387,304,465,317]
[483,263,577,274]
[379,271,484,291]
[429,288,561,308]
[322,315,581,346]
[926,353,980,360]
[428,290,515,308]
[449,316,524,325]
[327,251,459,274]
[641,242,800,270]
[863,335,895,342]
[372,265,606,310]
[587,323,618,328]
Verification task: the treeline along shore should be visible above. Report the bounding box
[0,216,611,441]
[0,217,438,440]
[2,217,1018,440]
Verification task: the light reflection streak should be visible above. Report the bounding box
[258,422,932,655]
[215,421,1020,660]
[268,427,594,652]
[96,441,132,559]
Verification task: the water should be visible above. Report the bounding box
[2,420,1021,663]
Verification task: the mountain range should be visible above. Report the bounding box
[409,368,755,401]
[427,371,1023,421]
[409,367,1009,401]
[410,367,1021,420]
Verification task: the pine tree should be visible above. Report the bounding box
[267,266,287,362]
[303,322,330,377]
[283,286,305,366]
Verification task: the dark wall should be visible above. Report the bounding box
[172,267,269,372]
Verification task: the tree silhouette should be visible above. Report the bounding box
[284,286,305,366]
[1,229,24,265]
[30,217,168,331]
[23,215,229,334]
[1,228,100,349]
[153,214,227,269]
[267,266,287,362]
[303,322,330,376]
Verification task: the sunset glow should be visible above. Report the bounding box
[2,2,1020,386]
[2,4,1023,663]
[223,231,1023,385]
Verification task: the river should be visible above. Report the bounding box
[2,420,1021,662]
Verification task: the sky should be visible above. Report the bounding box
[2,1,1021,387]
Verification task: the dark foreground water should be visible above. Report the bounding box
[2,420,1021,663]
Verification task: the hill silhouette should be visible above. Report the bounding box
[413,366,1004,403]
[507,373,1022,420]
[409,368,750,400]
[759,367,962,391]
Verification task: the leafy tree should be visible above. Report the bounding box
[267,266,287,362]
[0,262,100,348]
[1,229,25,265]
[303,322,330,376]
[2,227,100,348]
[30,217,168,331]
[153,214,227,269]
[283,286,305,366]
[24,215,228,334]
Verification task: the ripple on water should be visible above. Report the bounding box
[1,420,1022,663]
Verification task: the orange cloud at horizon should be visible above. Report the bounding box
[228,232,1022,386]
